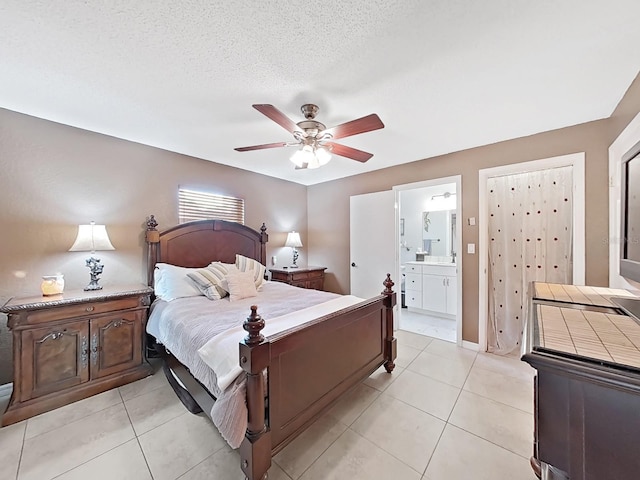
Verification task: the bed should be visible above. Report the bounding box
[144,216,397,480]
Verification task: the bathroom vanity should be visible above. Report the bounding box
[404,261,457,316]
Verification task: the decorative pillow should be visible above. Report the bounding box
[154,263,203,301]
[225,271,258,302]
[235,254,266,290]
[187,262,230,300]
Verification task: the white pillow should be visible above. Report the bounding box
[187,262,235,300]
[225,271,258,302]
[154,263,203,301]
[235,254,266,290]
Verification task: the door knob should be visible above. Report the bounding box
[351,262,357,267]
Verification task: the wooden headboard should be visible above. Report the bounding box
[145,215,268,286]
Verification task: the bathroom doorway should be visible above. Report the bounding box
[394,176,462,344]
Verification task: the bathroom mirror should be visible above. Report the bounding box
[421,210,456,257]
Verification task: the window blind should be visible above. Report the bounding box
[178,188,245,224]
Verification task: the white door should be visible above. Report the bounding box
[350,190,395,299]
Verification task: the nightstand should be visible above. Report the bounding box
[269,266,327,290]
[1,284,153,426]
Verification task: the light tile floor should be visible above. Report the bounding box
[399,309,457,343]
[0,332,538,480]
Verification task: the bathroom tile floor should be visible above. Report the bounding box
[399,309,457,343]
[0,333,537,480]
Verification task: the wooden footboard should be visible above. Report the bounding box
[239,275,397,480]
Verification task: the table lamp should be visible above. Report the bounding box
[69,221,115,290]
[285,231,303,268]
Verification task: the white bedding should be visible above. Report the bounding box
[147,280,350,446]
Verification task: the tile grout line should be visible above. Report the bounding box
[444,352,478,425]
[442,423,533,462]
[444,353,535,463]
[15,418,27,480]
[119,387,155,480]
[46,392,138,479]
[463,365,535,415]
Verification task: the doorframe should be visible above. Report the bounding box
[478,153,586,352]
[393,175,463,345]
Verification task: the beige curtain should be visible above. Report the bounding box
[487,166,573,354]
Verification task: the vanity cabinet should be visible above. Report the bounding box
[1,285,153,426]
[404,263,457,316]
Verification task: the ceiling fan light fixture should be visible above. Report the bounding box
[315,146,332,166]
[290,145,314,168]
[290,144,331,169]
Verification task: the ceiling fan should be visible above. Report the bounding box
[234,104,384,169]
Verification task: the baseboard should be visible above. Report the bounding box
[0,383,13,397]
[462,340,480,352]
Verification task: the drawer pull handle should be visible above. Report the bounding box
[36,331,65,343]
[90,333,100,365]
[81,335,89,369]
[85,306,95,312]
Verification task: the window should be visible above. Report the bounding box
[178,188,245,224]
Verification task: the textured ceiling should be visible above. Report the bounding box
[1,1,639,185]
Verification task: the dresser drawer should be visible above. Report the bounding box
[405,292,422,308]
[405,264,423,274]
[24,297,142,325]
[290,270,322,281]
[269,267,326,291]
[405,273,422,291]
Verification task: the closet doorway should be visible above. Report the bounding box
[478,154,586,353]
[394,176,462,344]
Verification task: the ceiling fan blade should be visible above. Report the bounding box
[323,113,384,140]
[325,142,374,163]
[252,104,300,134]
[234,142,288,152]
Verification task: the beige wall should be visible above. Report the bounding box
[307,73,640,344]
[1,73,639,384]
[0,108,308,384]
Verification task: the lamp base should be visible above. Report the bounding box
[84,281,103,291]
[84,256,105,292]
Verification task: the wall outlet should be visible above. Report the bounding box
[271,255,277,266]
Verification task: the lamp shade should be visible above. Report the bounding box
[284,231,303,248]
[69,222,115,253]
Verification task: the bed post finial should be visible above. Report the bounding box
[259,223,268,266]
[243,305,265,346]
[381,274,397,373]
[147,214,158,231]
[382,273,395,294]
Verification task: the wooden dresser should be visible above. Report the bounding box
[269,266,326,290]
[522,282,640,480]
[1,284,153,425]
